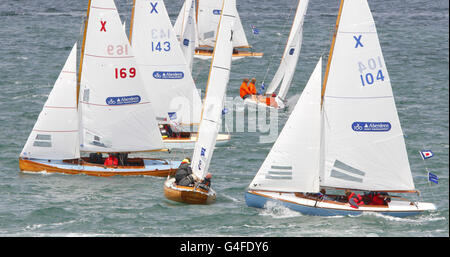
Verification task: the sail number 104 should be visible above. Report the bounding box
[358,56,385,86]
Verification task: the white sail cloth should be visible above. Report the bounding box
[320,0,415,191]
[191,0,235,180]
[21,43,80,160]
[266,0,309,101]
[79,0,163,152]
[175,0,248,48]
[130,0,202,125]
[249,58,322,192]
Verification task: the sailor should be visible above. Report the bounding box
[104,153,118,166]
[175,158,195,186]
[198,173,212,191]
[366,191,391,205]
[345,189,363,209]
[239,78,252,99]
[248,78,257,95]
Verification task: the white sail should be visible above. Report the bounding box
[196,0,248,48]
[180,0,197,72]
[249,58,322,192]
[130,0,202,125]
[191,0,235,180]
[320,0,415,191]
[266,0,309,101]
[78,0,163,152]
[21,43,80,160]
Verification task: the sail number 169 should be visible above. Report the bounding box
[114,68,136,79]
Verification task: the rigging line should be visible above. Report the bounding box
[260,2,297,84]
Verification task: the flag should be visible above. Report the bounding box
[251,25,259,35]
[428,172,439,184]
[168,112,177,120]
[420,150,434,160]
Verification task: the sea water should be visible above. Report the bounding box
[0,0,448,237]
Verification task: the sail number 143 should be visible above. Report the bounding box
[358,56,385,86]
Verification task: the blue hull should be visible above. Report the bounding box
[245,192,423,218]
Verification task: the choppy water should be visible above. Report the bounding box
[0,0,448,238]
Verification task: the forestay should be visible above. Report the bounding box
[266,0,309,101]
[249,58,322,193]
[78,0,163,152]
[191,0,235,180]
[21,43,80,160]
[130,0,202,125]
[320,0,415,191]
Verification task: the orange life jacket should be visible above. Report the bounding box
[240,82,252,98]
[248,82,257,95]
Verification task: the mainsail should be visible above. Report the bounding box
[179,0,198,72]
[191,0,235,180]
[175,0,249,49]
[130,0,202,126]
[265,0,309,102]
[249,58,322,193]
[21,43,80,160]
[320,0,415,191]
[78,0,163,152]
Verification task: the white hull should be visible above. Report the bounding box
[246,190,436,217]
[243,97,285,110]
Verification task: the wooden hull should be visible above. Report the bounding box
[163,133,230,149]
[164,177,216,204]
[195,48,263,61]
[19,158,180,177]
[246,190,436,218]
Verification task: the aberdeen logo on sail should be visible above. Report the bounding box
[213,9,221,15]
[106,95,141,105]
[153,71,184,79]
[352,122,391,132]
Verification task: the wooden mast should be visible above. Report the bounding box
[129,0,136,44]
[77,0,92,106]
[321,0,344,107]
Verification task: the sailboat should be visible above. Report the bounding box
[164,0,236,204]
[174,0,262,61]
[129,0,230,150]
[245,0,436,217]
[244,0,309,110]
[19,0,180,177]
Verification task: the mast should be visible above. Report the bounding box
[129,0,137,44]
[321,0,344,107]
[77,0,92,106]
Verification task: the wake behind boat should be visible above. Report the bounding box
[19,0,179,177]
[245,0,436,217]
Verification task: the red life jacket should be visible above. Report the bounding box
[348,192,363,208]
[370,193,386,205]
[104,156,118,166]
